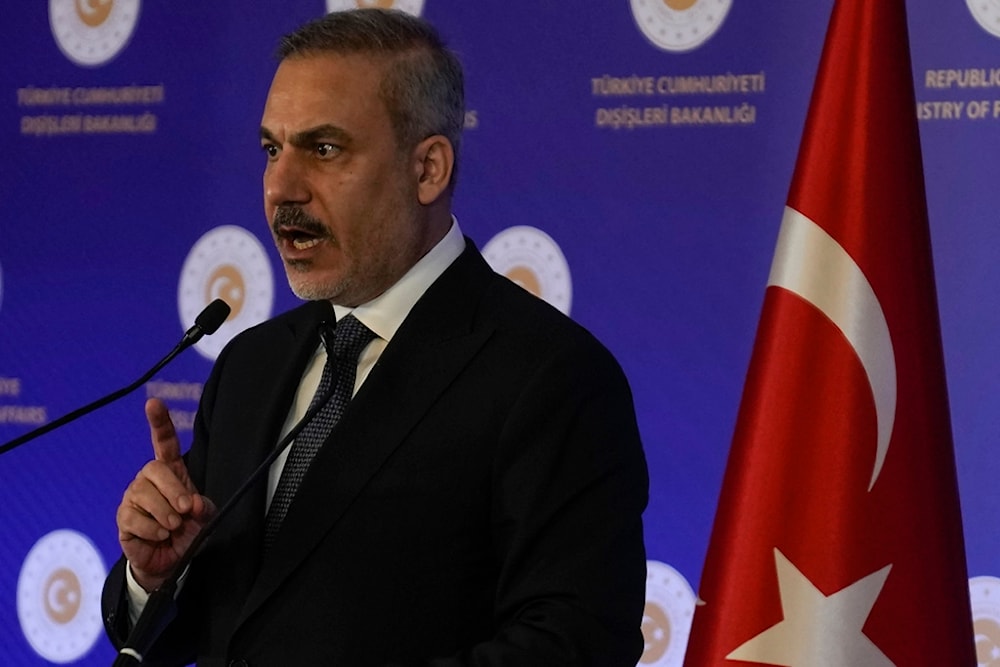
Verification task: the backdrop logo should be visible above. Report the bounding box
[967,0,1000,38]
[482,225,572,315]
[640,560,696,666]
[49,0,141,67]
[178,225,274,360]
[630,0,732,52]
[17,530,106,663]
[971,576,1000,666]
[326,0,425,16]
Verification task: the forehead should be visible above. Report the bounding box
[261,53,391,129]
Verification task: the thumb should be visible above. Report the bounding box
[192,494,218,524]
[145,398,182,465]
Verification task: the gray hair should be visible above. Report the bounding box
[277,9,464,183]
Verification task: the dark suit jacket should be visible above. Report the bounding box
[103,241,649,666]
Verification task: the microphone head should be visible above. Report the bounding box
[318,321,336,355]
[195,299,232,336]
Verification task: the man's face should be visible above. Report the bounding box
[260,53,429,306]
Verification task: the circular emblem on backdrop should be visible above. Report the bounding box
[967,0,1000,38]
[325,0,425,16]
[971,576,1000,666]
[49,0,141,67]
[17,530,106,663]
[640,560,696,666]
[178,225,274,361]
[630,0,732,53]
[482,226,572,315]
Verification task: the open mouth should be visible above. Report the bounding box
[278,227,324,250]
[272,207,329,251]
[292,235,322,250]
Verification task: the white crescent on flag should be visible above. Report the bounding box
[767,206,897,492]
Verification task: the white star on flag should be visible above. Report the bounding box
[727,549,894,667]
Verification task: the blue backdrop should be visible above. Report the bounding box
[2,1,998,664]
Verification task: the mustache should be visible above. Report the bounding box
[271,206,328,238]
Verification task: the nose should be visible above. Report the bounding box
[264,151,310,210]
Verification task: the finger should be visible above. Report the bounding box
[190,494,218,523]
[131,461,193,519]
[118,482,202,548]
[117,499,172,543]
[144,398,198,497]
[145,398,182,465]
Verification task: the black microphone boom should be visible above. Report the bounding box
[112,316,340,666]
[0,299,231,456]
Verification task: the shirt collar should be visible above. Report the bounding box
[332,217,465,342]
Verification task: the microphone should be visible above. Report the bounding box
[0,299,231,456]
[114,318,340,665]
[182,298,232,346]
[318,320,336,354]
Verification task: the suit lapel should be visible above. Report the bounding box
[208,300,334,557]
[236,243,496,626]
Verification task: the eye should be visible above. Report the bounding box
[316,143,340,158]
[262,143,279,159]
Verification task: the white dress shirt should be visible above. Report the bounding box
[265,218,466,509]
[126,219,466,622]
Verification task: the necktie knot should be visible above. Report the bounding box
[329,313,377,363]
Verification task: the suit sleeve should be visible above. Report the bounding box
[100,343,232,666]
[411,336,650,667]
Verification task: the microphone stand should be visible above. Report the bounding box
[113,328,339,665]
[0,299,231,457]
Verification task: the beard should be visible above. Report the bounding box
[270,206,351,302]
[284,266,354,303]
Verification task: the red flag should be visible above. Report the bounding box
[683,0,976,665]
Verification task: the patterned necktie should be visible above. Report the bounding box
[263,314,376,551]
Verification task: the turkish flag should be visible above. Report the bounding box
[682,0,977,665]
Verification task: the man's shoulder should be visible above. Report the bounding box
[440,242,609,353]
[216,300,329,356]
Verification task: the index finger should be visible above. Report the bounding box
[145,398,181,464]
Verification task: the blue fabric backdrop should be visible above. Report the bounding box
[2,1,998,664]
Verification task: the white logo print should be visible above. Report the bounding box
[326,0,425,17]
[49,0,141,67]
[178,225,275,361]
[967,0,1000,38]
[640,560,697,665]
[630,0,732,53]
[18,530,107,663]
[970,576,1000,667]
[483,226,573,316]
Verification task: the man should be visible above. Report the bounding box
[103,9,648,666]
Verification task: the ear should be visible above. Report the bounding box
[413,135,455,205]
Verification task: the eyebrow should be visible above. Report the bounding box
[259,123,352,148]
